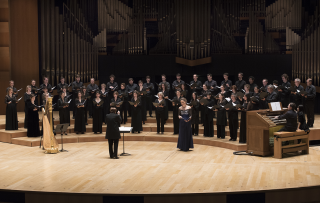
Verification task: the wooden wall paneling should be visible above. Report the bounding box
[67,27,71,83]
[70,29,74,83]
[50,0,55,86]
[0,70,9,114]
[314,28,317,84]
[55,7,60,85]
[0,0,9,115]
[310,32,314,82]
[64,22,68,83]
[299,39,302,81]
[45,0,50,79]
[84,27,87,82]
[9,0,39,112]
[59,15,63,83]
[0,47,9,71]
[77,34,80,79]
[80,38,83,82]
[96,42,98,79]
[85,40,88,83]
[94,44,97,79]
[0,22,9,47]
[75,33,78,77]
[318,26,320,86]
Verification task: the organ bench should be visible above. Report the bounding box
[273,130,309,159]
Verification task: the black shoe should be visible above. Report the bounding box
[65,133,67,135]
[94,132,97,134]
[114,156,119,159]
[76,132,79,134]
[132,131,135,133]
[149,115,153,117]
[232,139,237,141]
[81,132,84,134]
[100,132,102,134]
[195,134,198,136]
[110,156,114,159]
[229,138,233,141]
[143,122,145,124]
[217,137,220,138]
[138,131,140,133]
[124,122,126,124]
[72,116,75,119]
[161,132,164,134]
[309,124,314,128]
[157,132,160,134]
[221,137,225,139]
[85,123,88,125]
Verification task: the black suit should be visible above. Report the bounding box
[277,110,297,132]
[105,113,122,158]
[304,85,316,126]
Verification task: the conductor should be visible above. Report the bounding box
[105,107,122,159]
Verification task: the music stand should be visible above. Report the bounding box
[119,127,133,156]
[55,123,69,152]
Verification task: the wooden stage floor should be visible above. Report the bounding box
[0,141,320,195]
[0,111,320,197]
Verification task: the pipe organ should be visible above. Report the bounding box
[292,6,320,85]
[40,0,98,85]
[175,0,211,60]
[265,0,302,31]
[211,0,242,54]
[149,0,176,55]
[38,0,320,86]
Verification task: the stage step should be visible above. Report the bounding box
[0,121,240,144]
[11,132,247,151]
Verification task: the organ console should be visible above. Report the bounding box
[246,109,288,156]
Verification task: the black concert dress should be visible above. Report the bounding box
[74,98,86,133]
[93,99,104,133]
[131,97,142,132]
[5,95,18,130]
[27,101,40,137]
[177,108,193,151]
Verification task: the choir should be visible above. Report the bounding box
[5,72,317,144]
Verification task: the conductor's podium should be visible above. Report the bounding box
[273,130,309,159]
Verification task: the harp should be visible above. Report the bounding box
[42,97,59,154]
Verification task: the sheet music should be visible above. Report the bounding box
[270,102,281,111]
[119,127,133,132]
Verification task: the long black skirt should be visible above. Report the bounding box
[177,116,194,151]
[74,107,86,133]
[141,96,147,122]
[93,107,103,133]
[6,103,18,130]
[239,111,246,143]
[131,106,142,132]
[27,109,40,137]
[173,106,180,134]
[24,105,28,128]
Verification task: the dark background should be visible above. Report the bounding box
[98,54,297,111]
[98,54,292,88]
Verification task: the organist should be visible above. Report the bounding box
[274,103,297,132]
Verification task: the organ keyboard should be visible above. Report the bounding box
[246,109,287,156]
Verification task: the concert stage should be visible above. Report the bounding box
[0,112,320,203]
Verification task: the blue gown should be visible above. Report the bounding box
[177,108,194,151]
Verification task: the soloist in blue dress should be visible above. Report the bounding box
[177,107,194,151]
